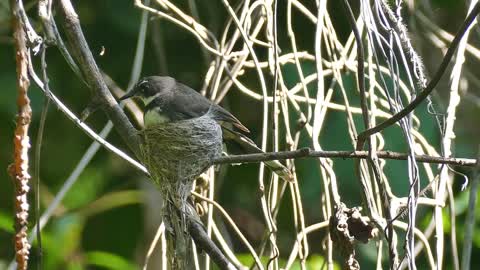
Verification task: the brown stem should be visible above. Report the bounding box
[9,1,33,269]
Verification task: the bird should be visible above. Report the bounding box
[119,76,293,181]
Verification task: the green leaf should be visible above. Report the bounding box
[85,251,137,270]
[235,253,340,269]
[40,214,85,269]
[64,168,107,209]
[0,211,13,233]
[77,190,143,218]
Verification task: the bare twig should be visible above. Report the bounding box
[33,43,51,270]
[191,191,262,269]
[188,216,237,270]
[27,68,148,174]
[461,147,480,270]
[143,222,165,270]
[214,149,477,167]
[357,2,480,141]
[57,0,141,156]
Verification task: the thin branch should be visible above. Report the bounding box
[187,216,237,270]
[461,147,480,270]
[34,43,51,270]
[358,2,480,141]
[143,222,164,270]
[27,122,115,243]
[214,149,477,167]
[27,67,148,174]
[57,0,141,157]
[21,0,153,253]
[191,191,263,269]
[341,0,368,131]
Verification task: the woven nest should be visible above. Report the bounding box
[139,113,223,202]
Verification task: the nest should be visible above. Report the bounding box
[139,113,223,202]
[139,113,223,268]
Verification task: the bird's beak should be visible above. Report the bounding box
[119,90,136,101]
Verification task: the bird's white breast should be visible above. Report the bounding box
[144,108,170,127]
[142,92,162,105]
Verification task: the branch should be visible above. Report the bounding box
[187,217,237,270]
[27,67,148,175]
[341,0,368,131]
[214,149,477,167]
[461,146,480,270]
[191,191,262,269]
[56,0,141,157]
[9,1,33,268]
[358,2,480,141]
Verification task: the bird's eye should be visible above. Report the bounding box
[137,80,148,95]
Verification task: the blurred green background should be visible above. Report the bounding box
[1,0,480,269]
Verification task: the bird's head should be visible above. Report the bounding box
[119,76,175,105]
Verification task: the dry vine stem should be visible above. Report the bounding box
[9,1,33,269]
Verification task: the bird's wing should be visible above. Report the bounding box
[171,83,250,133]
[222,127,293,182]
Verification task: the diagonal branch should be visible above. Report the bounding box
[56,0,141,157]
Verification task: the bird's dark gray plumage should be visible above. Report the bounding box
[120,76,293,181]
[122,76,249,133]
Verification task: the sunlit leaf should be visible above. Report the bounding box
[85,251,136,270]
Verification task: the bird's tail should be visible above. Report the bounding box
[222,128,293,182]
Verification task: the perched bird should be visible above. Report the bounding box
[120,76,292,181]
[120,76,291,268]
